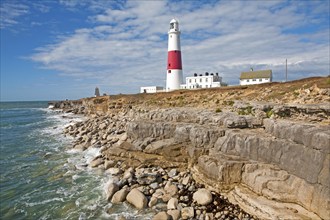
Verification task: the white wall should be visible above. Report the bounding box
[140,86,163,93]
[181,75,221,89]
[240,78,271,85]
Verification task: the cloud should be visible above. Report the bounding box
[0,1,29,28]
[29,0,329,93]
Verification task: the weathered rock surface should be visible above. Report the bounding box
[181,207,195,220]
[152,211,172,220]
[167,198,178,210]
[126,188,148,209]
[58,80,330,220]
[106,183,119,201]
[111,188,129,204]
[193,188,213,206]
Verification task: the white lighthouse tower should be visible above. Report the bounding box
[166,18,183,91]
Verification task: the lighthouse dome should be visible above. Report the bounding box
[169,18,180,32]
[170,18,178,23]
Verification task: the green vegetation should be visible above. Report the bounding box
[293,91,300,97]
[266,109,274,118]
[237,105,253,115]
[215,108,222,113]
[223,100,234,106]
[326,78,330,85]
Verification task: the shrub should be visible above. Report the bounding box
[215,108,222,113]
[266,109,274,118]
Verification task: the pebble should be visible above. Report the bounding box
[63,110,258,220]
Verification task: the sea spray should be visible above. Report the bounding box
[0,102,129,220]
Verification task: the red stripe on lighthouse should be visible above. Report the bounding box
[167,50,182,70]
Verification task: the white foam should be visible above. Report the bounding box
[25,197,64,207]
[83,147,101,164]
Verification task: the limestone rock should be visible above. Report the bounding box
[104,160,115,170]
[181,207,194,220]
[164,182,178,197]
[152,211,172,220]
[181,175,191,185]
[126,188,148,209]
[168,169,177,178]
[148,196,158,208]
[167,198,178,210]
[193,189,213,206]
[137,173,160,185]
[167,209,180,220]
[106,183,119,201]
[90,158,103,168]
[111,188,129,204]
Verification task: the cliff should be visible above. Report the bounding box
[56,76,330,219]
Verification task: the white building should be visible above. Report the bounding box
[180,73,224,89]
[140,86,164,93]
[240,70,272,85]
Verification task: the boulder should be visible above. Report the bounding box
[168,169,177,178]
[150,182,159,189]
[148,196,158,208]
[111,188,129,204]
[104,160,116,170]
[106,183,119,201]
[107,167,122,175]
[123,167,134,180]
[152,211,172,220]
[193,189,213,206]
[164,182,178,197]
[126,188,148,209]
[136,173,160,185]
[181,207,194,220]
[181,176,191,185]
[90,158,103,168]
[167,198,178,210]
[167,209,180,220]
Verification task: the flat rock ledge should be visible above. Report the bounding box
[61,104,329,220]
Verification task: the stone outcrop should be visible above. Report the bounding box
[123,107,329,219]
[126,188,148,209]
[58,78,330,219]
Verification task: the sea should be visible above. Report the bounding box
[0,101,152,220]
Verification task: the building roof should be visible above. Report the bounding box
[240,70,272,80]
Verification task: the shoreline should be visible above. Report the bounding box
[52,77,329,219]
[61,110,258,220]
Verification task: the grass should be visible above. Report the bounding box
[223,100,234,106]
[266,109,274,118]
[215,108,222,113]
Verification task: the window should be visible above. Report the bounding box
[189,79,191,83]
[195,79,196,83]
[170,23,174,29]
[246,79,249,82]
[200,78,202,83]
[168,70,171,73]
[259,79,262,82]
[205,78,208,82]
[206,85,208,88]
[252,79,256,81]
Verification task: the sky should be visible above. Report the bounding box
[0,0,329,101]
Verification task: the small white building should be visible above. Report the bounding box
[240,69,272,85]
[140,86,164,93]
[180,73,224,89]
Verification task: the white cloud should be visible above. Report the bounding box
[29,0,329,93]
[0,2,29,28]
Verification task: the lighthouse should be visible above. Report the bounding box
[166,18,183,91]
